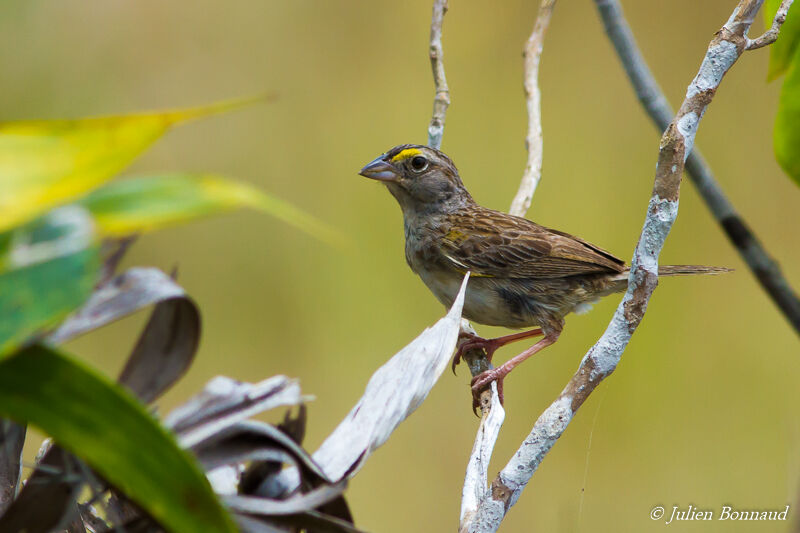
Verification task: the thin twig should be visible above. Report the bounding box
[424,0,500,411]
[460,1,557,528]
[594,0,800,337]
[463,2,770,530]
[427,0,450,149]
[509,0,557,217]
[748,0,794,49]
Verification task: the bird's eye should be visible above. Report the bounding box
[410,155,428,172]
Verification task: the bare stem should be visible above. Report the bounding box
[427,0,450,149]
[747,0,794,49]
[463,1,772,530]
[594,0,800,337]
[461,0,557,530]
[509,0,557,217]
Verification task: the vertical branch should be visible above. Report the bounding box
[424,0,499,413]
[460,1,557,531]
[427,0,451,149]
[463,1,773,531]
[594,0,800,337]
[509,0,557,217]
[459,380,503,531]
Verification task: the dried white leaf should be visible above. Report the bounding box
[165,375,303,448]
[272,274,469,493]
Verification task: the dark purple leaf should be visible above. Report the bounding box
[0,420,25,515]
[0,447,83,532]
[243,510,367,533]
[185,420,327,486]
[48,267,200,403]
[224,482,346,516]
[165,376,302,443]
[117,295,199,403]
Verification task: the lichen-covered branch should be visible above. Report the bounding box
[594,0,800,337]
[427,0,450,149]
[509,0,557,217]
[458,323,504,531]
[463,2,771,530]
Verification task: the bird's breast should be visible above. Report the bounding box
[414,266,542,328]
[402,215,546,328]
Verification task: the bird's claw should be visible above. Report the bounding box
[451,335,498,375]
[470,369,505,412]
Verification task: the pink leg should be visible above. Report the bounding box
[470,331,560,404]
[452,328,544,374]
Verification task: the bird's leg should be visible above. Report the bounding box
[451,328,544,374]
[470,330,561,404]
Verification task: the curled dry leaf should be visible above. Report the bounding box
[0,447,85,533]
[0,421,26,515]
[49,266,185,343]
[235,510,365,533]
[165,375,303,447]
[165,374,361,532]
[48,267,201,403]
[234,510,366,533]
[189,420,328,484]
[224,482,346,517]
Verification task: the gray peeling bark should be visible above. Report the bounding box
[467,2,772,530]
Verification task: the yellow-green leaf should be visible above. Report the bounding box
[765,0,800,80]
[0,97,261,233]
[0,345,237,533]
[774,53,800,184]
[79,173,346,247]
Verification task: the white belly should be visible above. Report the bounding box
[416,268,539,328]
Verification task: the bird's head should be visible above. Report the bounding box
[359,144,472,215]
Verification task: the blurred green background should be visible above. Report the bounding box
[3,0,799,531]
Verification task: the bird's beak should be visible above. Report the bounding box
[359,157,399,182]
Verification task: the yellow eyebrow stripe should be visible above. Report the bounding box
[390,148,422,162]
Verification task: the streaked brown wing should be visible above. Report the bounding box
[440,208,625,279]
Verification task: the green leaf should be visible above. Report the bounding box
[0,345,237,533]
[765,0,800,80]
[0,97,263,233]
[774,54,800,184]
[0,207,99,356]
[79,173,346,247]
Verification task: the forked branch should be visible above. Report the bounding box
[747,0,794,49]
[594,0,800,336]
[463,1,777,531]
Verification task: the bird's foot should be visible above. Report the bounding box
[451,334,501,374]
[470,368,506,408]
[452,328,545,374]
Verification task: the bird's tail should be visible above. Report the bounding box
[603,264,733,295]
[657,265,732,276]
